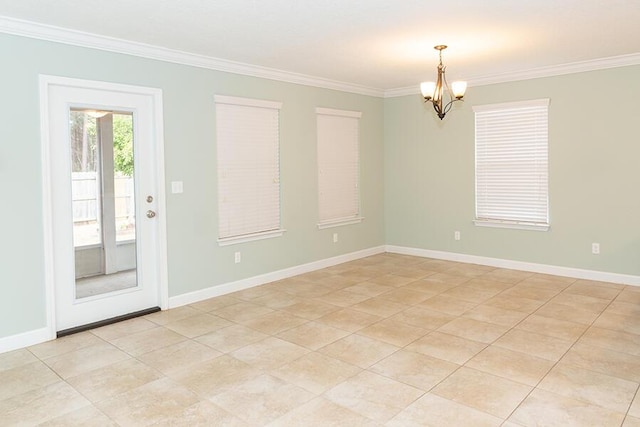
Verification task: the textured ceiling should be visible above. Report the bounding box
[1,0,639,92]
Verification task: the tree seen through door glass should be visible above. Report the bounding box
[70,111,101,247]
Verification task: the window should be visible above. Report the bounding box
[215,95,283,244]
[473,99,549,231]
[316,107,363,228]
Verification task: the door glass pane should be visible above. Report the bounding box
[70,111,101,246]
[113,114,136,242]
[71,109,138,299]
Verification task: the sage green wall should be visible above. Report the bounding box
[384,65,640,276]
[3,29,639,342]
[0,33,385,339]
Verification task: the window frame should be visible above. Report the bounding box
[316,107,364,229]
[473,98,550,231]
[214,94,285,246]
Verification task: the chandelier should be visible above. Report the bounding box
[420,45,467,120]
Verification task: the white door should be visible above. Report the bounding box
[42,76,167,333]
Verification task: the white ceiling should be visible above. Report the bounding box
[1,0,639,94]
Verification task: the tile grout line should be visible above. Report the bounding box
[501,281,630,423]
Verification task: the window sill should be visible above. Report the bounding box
[218,229,286,246]
[473,219,549,232]
[74,243,102,251]
[317,217,364,230]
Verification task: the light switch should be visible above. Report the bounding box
[171,181,183,194]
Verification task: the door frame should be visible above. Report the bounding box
[40,75,169,338]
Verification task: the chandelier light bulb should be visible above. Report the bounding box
[451,81,467,99]
[420,82,436,100]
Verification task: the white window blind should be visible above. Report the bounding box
[215,95,283,243]
[474,99,549,230]
[316,107,362,228]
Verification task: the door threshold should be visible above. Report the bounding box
[57,306,161,338]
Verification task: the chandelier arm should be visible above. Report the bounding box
[441,69,455,101]
[435,65,444,114]
[432,102,444,119]
[445,98,456,113]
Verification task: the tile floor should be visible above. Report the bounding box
[2,253,640,426]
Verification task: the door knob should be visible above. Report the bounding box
[146,210,156,218]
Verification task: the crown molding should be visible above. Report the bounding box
[0,16,384,97]
[3,15,639,100]
[464,53,640,88]
[384,86,422,98]
[385,52,640,98]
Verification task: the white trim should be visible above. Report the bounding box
[7,243,637,353]
[316,111,362,225]
[215,97,283,241]
[217,229,286,247]
[384,53,640,98]
[0,327,54,355]
[214,95,282,110]
[472,98,550,112]
[384,87,422,98]
[5,16,639,99]
[0,245,384,353]
[317,217,364,230]
[152,91,170,311]
[39,76,58,344]
[315,107,362,118]
[169,245,386,308]
[39,75,169,333]
[473,219,549,232]
[464,53,640,88]
[386,245,640,286]
[39,74,165,96]
[74,244,103,251]
[0,16,383,98]
[474,99,549,228]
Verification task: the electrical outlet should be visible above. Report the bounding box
[454,231,461,241]
[333,233,338,243]
[592,243,600,255]
[234,252,241,263]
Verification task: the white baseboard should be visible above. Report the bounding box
[0,246,385,354]
[168,245,386,308]
[7,243,634,355]
[0,326,55,354]
[386,245,640,286]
